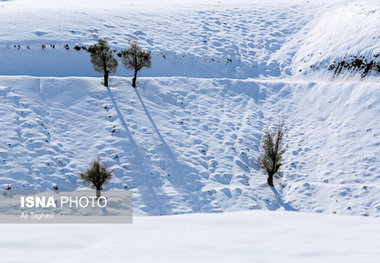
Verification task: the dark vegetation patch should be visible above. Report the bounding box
[327,54,380,78]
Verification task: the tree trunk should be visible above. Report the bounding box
[267,173,274,187]
[96,189,101,199]
[132,70,137,88]
[104,70,109,87]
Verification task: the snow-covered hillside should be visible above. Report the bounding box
[0,0,312,78]
[1,0,380,261]
[1,76,379,216]
[1,0,379,79]
[2,0,378,79]
[0,0,379,217]
[281,0,380,79]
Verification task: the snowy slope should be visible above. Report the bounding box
[0,0,379,217]
[1,1,380,262]
[272,0,380,79]
[1,76,379,216]
[1,211,380,262]
[1,0,379,79]
[0,0,314,78]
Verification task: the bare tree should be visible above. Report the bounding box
[89,38,118,87]
[80,157,113,199]
[121,41,151,88]
[259,122,286,187]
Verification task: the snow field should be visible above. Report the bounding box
[0,76,379,216]
[1,211,380,263]
[0,0,379,261]
[0,0,315,78]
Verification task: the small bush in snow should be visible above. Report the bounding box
[258,122,286,187]
[80,157,113,199]
[89,38,118,87]
[121,41,151,88]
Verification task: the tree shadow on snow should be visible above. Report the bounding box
[106,86,165,215]
[134,88,177,163]
[134,88,206,213]
[270,186,297,212]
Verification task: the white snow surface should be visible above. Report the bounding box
[1,0,378,79]
[286,0,380,79]
[0,1,380,261]
[0,0,379,217]
[0,76,379,217]
[1,211,380,262]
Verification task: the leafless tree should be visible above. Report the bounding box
[259,122,286,187]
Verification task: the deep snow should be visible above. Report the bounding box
[0,0,313,78]
[1,0,378,79]
[0,0,380,261]
[1,211,380,263]
[1,76,379,217]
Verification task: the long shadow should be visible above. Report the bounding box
[270,186,297,211]
[106,86,164,215]
[134,88,177,163]
[107,86,136,148]
[134,88,203,212]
